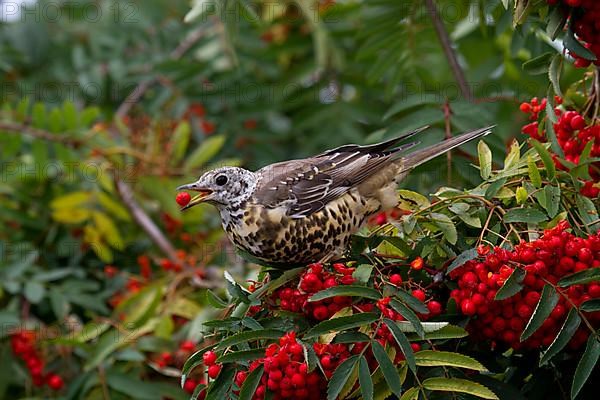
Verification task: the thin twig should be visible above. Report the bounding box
[114,178,179,261]
[115,26,207,118]
[443,100,453,185]
[424,0,473,102]
[0,121,83,146]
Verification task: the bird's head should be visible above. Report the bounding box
[177,167,257,211]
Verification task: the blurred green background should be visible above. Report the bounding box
[0,0,582,398]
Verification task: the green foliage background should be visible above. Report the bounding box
[0,0,597,399]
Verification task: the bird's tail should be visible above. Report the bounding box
[396,126,494,173]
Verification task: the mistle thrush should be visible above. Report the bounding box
[177,126,493,266]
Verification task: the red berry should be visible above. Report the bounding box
[390,274,403,285]
[410,257,424,270]
[47,374,64,391]
[313,305,329,320]
[183,379,197,394]
[427,301,442,315]
[180,340,196,352]
[176,192,191,206]
[207,364,222,379]
[461,300,477,316]
[203,351,218,366]
[412,289,427,302]
[570,115,585,130]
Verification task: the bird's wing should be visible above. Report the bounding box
[254,128,426,218]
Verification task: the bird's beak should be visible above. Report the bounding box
[176,183,213,210]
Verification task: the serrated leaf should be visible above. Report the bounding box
[309,285,382,302]
[399,387,420,400]
[576,196,600,232]
[372,340,402,397]
[414,350,488,371]
[305,313,379,339]
[523,52,553,74]
[327,355,359,400]
[478,140,492,179]
[394,289,429,314]
[423,377,499,399]
[390,299,425,339]
[206,289,228,309]
[580,299,600,312]
[353,264,374,284]
[549,54,563,97]
[558,269,600,287]
[239,365,264,400]
[217,348,265,364]
[383,318,416,374]
[447,248,478,274]
[503,208,548,224]
[528,156,543,188]
[547,7,567,40]
[495,268,525,300]
[359,356,374,400]
[184,135,226,171]
[531,139,556,180]
[406,324,468,340]
[565,24,597,60]
[540,308,581,366]
[571,335,600,399]
[398,190,431,208]
[521,284,559,341]
[431,213,457,244]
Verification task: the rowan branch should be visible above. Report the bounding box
[425,0,473,102]
[0,121,83,146]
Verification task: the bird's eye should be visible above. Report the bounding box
[215,175,228,186]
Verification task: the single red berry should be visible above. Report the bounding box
[461,300,477,316]
[412,289,426,302]
[176,192,191,207]
[427,301,442,315]
[207,364,222,379]
[183,379,197,394]
[390,274,403,285]
[180,340,196,352]
[47,374,64,391]
[203,351,218,366]
[570,115,585,130]
[410,257,424,270]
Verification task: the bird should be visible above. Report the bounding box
[177,126,493,267]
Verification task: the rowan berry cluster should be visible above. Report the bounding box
[233,332,326,400]
[271,263,354,320]
[10,330,64,390]
[546,0,600,66]
[450,221,600,350]
[520,96,599,197]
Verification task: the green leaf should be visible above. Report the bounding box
[521,284,559,341]
[398,190,431,208]
[542,185,561,218]
[447,248,478,274]
[372,340,402,397]
[576,196,600,232]
[504,140,521,170]
[24,281,45,304]
[414,350,488,371]
[327,355,359,400]
[580,299,600,312]
[503,208,548,224]
[206,289,228,309]
[358,356,374,400]
[531,139,556,180]
[205,365,235,400]
[423,377,499,399]
[309,285,382,302]
[547,7,567,40]
[478,140,492,179]
[399,387,420,400]
[406,324,468,340]
[305,313,379,339]
[217,329,285,349]
[485,178,508,199]
[239,365,264,400]
[431,213,457,245]
[217,348,266,364]
[540,308,581,366]
[495,268,525,300]
[528,156,542,188]
[549,54,563,97]
[383,94,440,120]
[353,264,374,284]
[383,318,416,374]
[558,269,600,287]
[394,289,429,314]
[523,52,553,75]
[171,120,191,164]
[184,135,226,171]
[571,335,600,399]
[389,299,425,339]
[565,24,597,60]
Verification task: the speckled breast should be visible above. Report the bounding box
[225,190,375,265]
